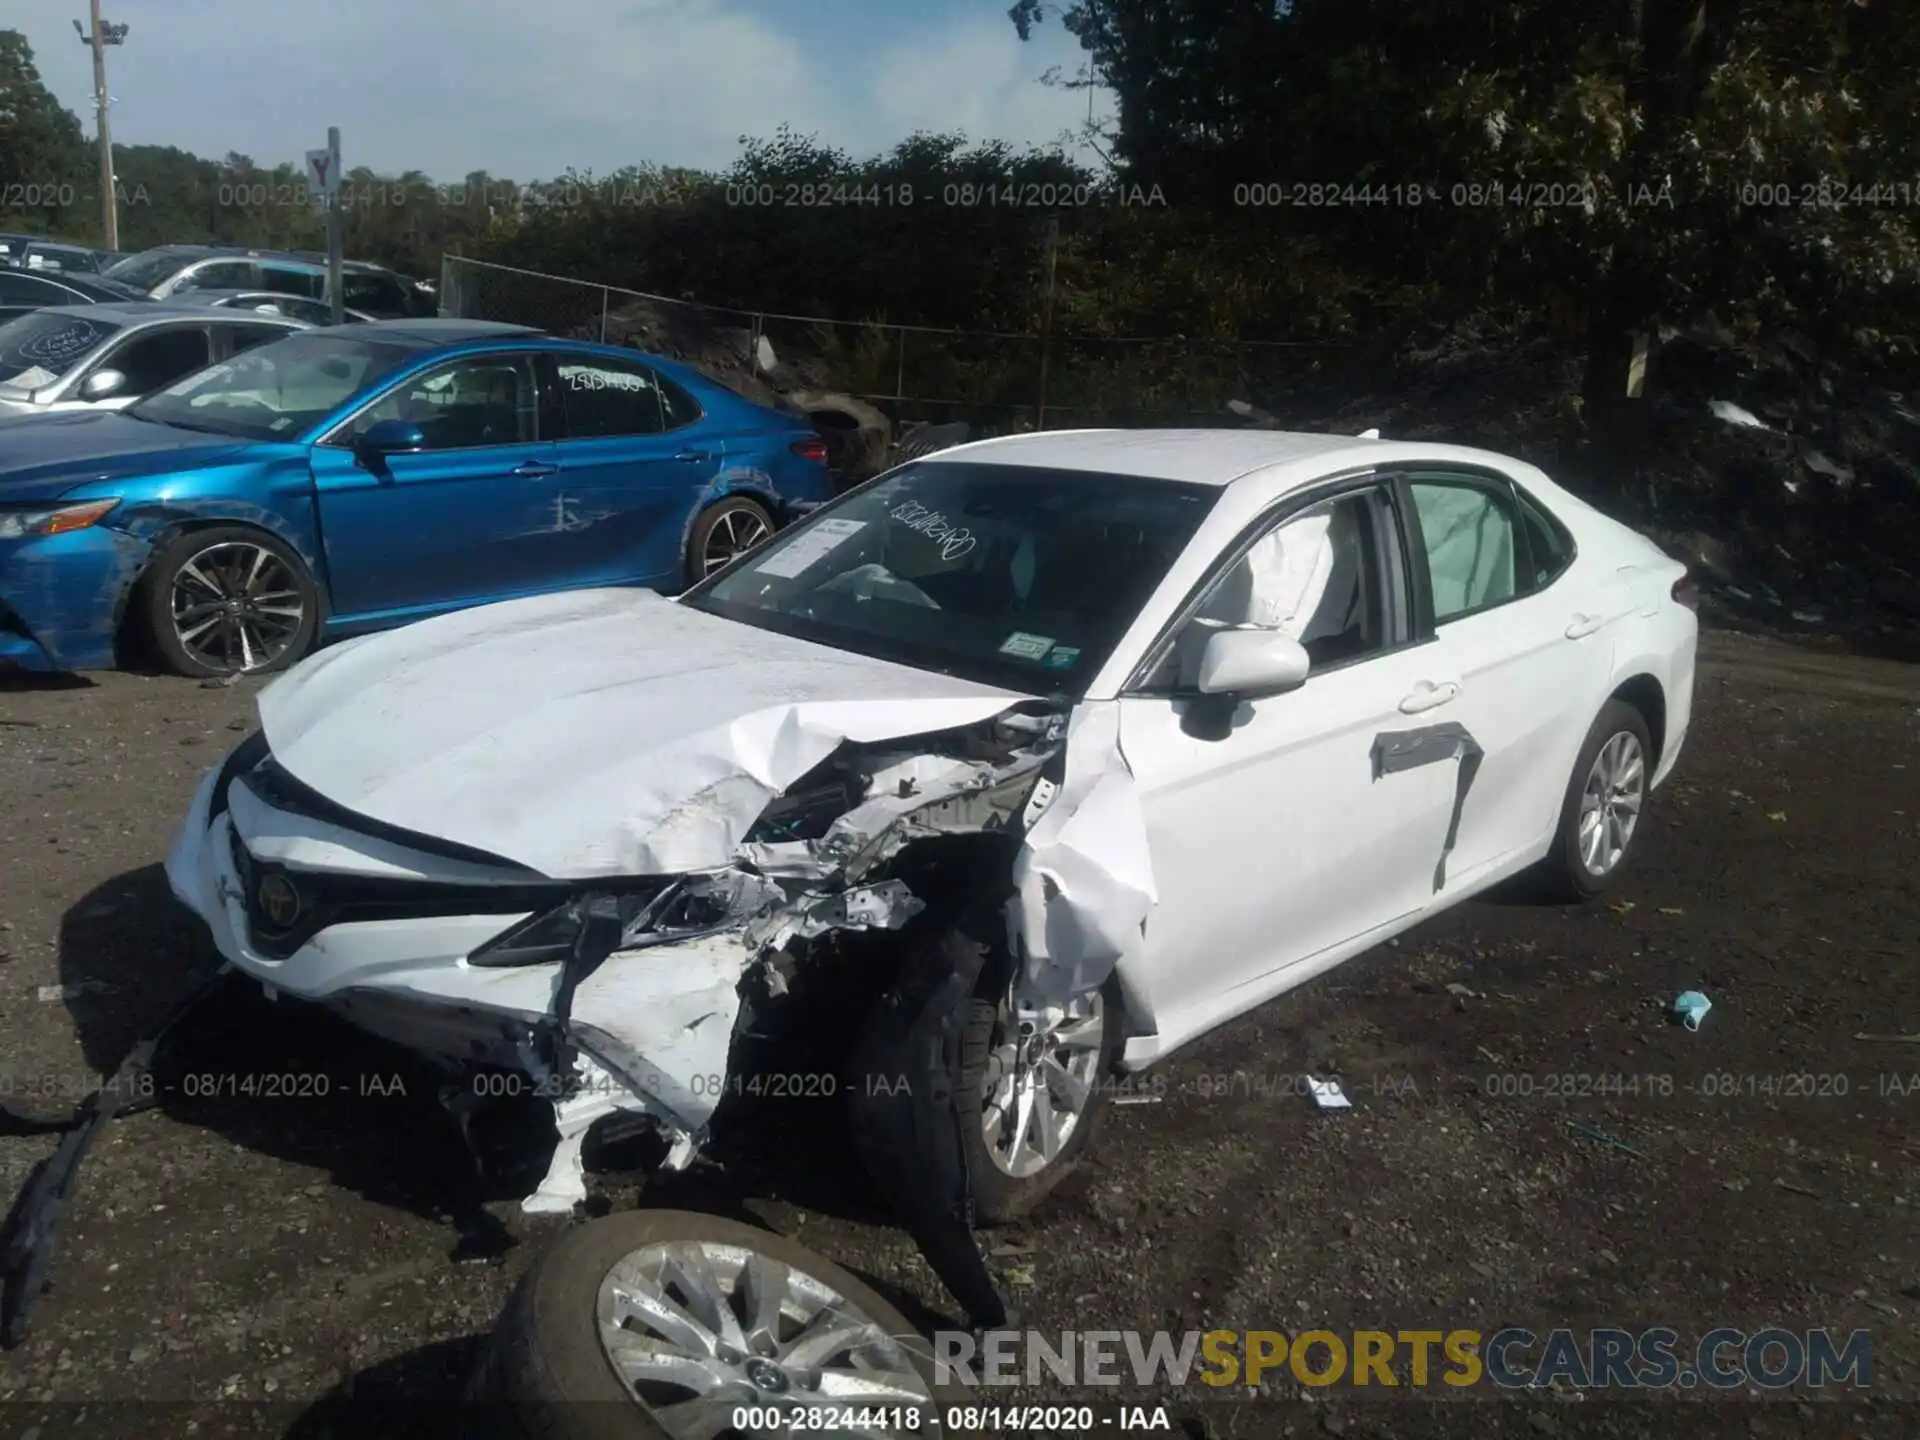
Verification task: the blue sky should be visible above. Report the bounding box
[18,0,1111,180]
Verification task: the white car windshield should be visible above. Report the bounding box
[126,332,415,440]
[0,311,119,386]
[684,460,1218,695]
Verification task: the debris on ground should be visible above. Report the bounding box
[1307,1078,1351,1111]
[1568,1121,1643,1157]
[1671,990,1713,1031]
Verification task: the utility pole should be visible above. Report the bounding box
[74,4,129,250]
[1034,215,1060,429]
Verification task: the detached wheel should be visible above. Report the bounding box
[685,496,774,585]
[1540,698,1654,900]
[959,971,1123,1225]
[471,1209,961,1439]
[141,526,317,678]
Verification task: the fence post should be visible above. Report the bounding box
[895,327,907,404]
[599,285,610,344]
[438,253,456,318]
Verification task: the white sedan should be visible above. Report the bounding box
[166,426,1695,1312]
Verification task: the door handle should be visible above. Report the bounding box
[673,451,711,464]
[512,461,557,478]
[1565,613,1604,639]
[1398,680,1461,714]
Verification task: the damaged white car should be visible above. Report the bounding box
[165,427,1697,1333]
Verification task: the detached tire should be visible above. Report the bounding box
[470,1209,967,1440]
[1539,697,1655,901]
[683,496,775,586]
[959,970,1125,1226]
[139,525,318,678]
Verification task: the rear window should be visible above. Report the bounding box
[0,311,120,386]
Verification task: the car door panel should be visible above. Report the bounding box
[310,354,563,620]
[1120,648,1467,1018]
[1399,472,1618,888]
[545,353,719,585]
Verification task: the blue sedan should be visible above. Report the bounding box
[0,320,832,676]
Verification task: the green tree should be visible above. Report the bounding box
[0,30,87,232]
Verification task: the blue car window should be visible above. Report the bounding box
[556,357,666,437]
[347,355,539,449]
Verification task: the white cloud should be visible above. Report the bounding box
[17,0,1108,180]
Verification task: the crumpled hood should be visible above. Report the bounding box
[0,410,252,502]
[258,587,1027,878]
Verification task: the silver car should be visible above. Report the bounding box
[170,288,377,325]
[0,303,308,419]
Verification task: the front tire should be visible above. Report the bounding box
[959,970,1124,1225]
[684,496,775,586]
[1540,698,1654,901]
[140,526,318,679]
[469,1209,962,1440]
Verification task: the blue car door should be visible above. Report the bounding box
[308,351,564,622]
[539,350,723,586]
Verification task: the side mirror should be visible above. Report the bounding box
[355,418,427,459]
[82,369,127,400]
[1196,628,1310,697]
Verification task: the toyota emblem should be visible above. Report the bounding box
[257,873,302,928]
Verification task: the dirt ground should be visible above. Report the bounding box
[0,626,1916,1440]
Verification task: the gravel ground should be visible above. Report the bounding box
[0,627,1916,1439]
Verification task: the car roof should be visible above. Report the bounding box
[938,428,1381,487]
[21,301,304,325]
[352,319,540,345]
[4,271,145,300]
[936,426,1573,503]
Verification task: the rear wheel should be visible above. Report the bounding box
[1539,698,1654,900]
[140,526,318,678]
[685,496,774,585]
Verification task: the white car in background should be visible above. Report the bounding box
[166,427,1697,1360]
[0,303,307,419]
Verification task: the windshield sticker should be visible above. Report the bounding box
[889,500,977,561]
[1042,645,1081,670]
[754,517,867,578]
[998,631,1055,661]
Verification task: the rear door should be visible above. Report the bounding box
[540,349,722,586]
[309,350,564,620]
[1393,469,1615,890]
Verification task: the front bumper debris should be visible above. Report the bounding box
[159,693,1158,1325]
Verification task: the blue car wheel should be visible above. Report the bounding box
[139,526,320,679]
[684,495,774,586]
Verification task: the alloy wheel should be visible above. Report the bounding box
[168,540,307,674]
[1578,730,1645,877]
[702,507,773,575]
[980,990,1105,1179]
[595,1239,938,1438]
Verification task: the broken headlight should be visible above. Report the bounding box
[467,871,786,967]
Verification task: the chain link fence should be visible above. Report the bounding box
[438,255,1347,432]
